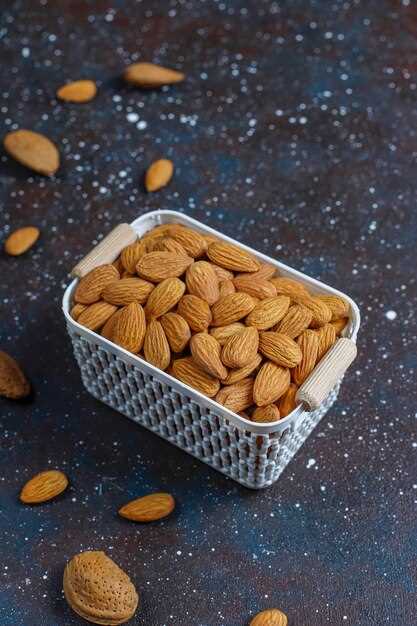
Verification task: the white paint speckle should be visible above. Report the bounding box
[385,310,397,321]
[126,112,139,123]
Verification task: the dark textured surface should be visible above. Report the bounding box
[1,1,416,624]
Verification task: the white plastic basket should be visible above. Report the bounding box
[63,210,360,489]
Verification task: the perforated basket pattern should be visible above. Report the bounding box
[69,331,340,489]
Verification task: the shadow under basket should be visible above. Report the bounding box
[63,210,360,489]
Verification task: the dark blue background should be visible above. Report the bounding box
[1,1,416,624]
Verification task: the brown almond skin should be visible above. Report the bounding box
[236,263,276,281]
[190,333,227,380]
[112,302,146,353]
[221,327,259,368]
[74,264,120,305]
[315,323,337,361]
[215,378,254,413]
[3,129,60,176]
[160,312,191,353]
[120,240,147,273]
[70,303,87,321]
[292,329,319,386]
[278,383,298,418]
[136,251,193,282]
[144,277,185,319]
[249,608,288,626]
[124,62,185,88]
[207,241,261,273]
[222,353,262,386]
[143,319,171,370]
[145,159,174,192]
[0,350,31,399]
[292,294,332,328]
[56,79,97,103]
[331,317,349,335]
[211,292,256,326]
[245,296,290,331]
[253,362,290,406]
[209,263,234,282]
[317,294,350,320]
[270,277,310,299]
[209,322,245,345]
[259,332,302,368]
[77,301,118,332]
[119,492,175,522]
[218,279,236,298]
[274,304,313,338]
[4,226,40,256]
[186,260,219,304]
[177,294,212,332]
[252,404,281,423]
[152,236,187,255]
[172,356,220,397]
[233,276,276,300]
[101,308,123,341]
[20,470,68,504]
[167,225,208,258]
[102,277,154,306]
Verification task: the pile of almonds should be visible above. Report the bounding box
[72,223,349,423]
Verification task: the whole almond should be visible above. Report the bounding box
[233,275,276,300]
[259,332,302,367]
[211,292,256,326]
[113,256,125,274]
[270,276,310,299]
[221,327,259,368]
[119,492,175,522]
[331,317,349,335]
[274,304,312,338]
[294,295,332,328]
[145,277,185,318]
[177,294,212,331]
[112,302,146,353]
[64,551,138,625]
[245,295,290,330]
[249,608,288,626]
[102,277,154,306]
[143,319,171,370]
[145,159,174,192]
[209,263,234,281]
[168,224,208,258]
[101,308,123,341]
[292,329,319,385]
[236,263,276,281]
[317,294,350,320]
[141,224,172,246]
[136,251,192,282]
[278,383,298,418]
[223,353,262,385]
[4,129,59,175]
[215,377,254,413]
[120,239,148,273]
[77,301,118,331]
[207,241,261,272]
[209,322,245,345]
[253,362,290,406]
[0,350,30,399]
[124,62,185,88]
[4,226,40,256]
[186,261,219,304]
[172,357,220,397]
[218,279,235,298]
[70,303,87,321]
[56,79,97,102]
[252,404,281,423]
[190,333,227,379]
[20,470,68,504]
[160,312,191,353]
[74,264,119,304]
[316,323,337,361]
[152,236,187,255]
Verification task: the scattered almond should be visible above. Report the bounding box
[221,327,259,368]
[259,332,302,367]
[245,295,290,330]
[160,312,191,353]
[215,377,254,413]
[136,251,192,282]
[177,294,212,331]
[119,492,175,522]
[144,277,185,319]
[186,260,219,304]
[124,62,185,88]
[56,79,97,102]
[145,158,174,192]
[74,264,119,304]
[77,301,118,331]
[0,350,30,399]
[4,226,40,256]
[252,404,281,423]
[278,383,298,418]
[207,241,261,272]
[190,333,227,379]
[292,329,319,385]
[172,357,220,397]
[211,292,255,326]
[253,361,290,406]
[102,277,154,306]
[249,608,288,626]
[20,470,68,504]
[3,129,59,175]
[112,302,146,353]
[143,319,170,370]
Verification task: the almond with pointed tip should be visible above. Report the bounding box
[101,308,123,341]
[3,129,59,175]
[317,294,350,320]
[252,404,281,423]
[20,470,68,504]
[143,319,171,370]
[136,251,192,282]
[292,329,319,385]
[119,492,175,522]
[145,159,174,192]
[221,327,259,368]
[278,383,298,418]
[4,226,40,256]
[236,263,276,281]
[120,239,148,273]
[207,241,261,272]
[74,264,120,304]
[292,294,332,328]
[259,332,302,367]
[245,296,290,330]
[331,317,349,335]
[215,377,254,413]
[172,356,220,397]
[186,260,219,304]
[151,236,187,255]
[211,292,256,326]
[160,312,191,353]
[209,263,234,282]
[233,275,276,300]
[0,350,30,399]
[274,303,312,338]
[270,276,310,299]
[70,303,87,321]
[102,277,154,306]
[77,301,118,331]
[218,279,235,298]
[249,608,288,626]
[144,277,185,318]
[168,224,208,258]
[222,353,262,386]
[209,322,245,345]
[112,302,146,353]
[177,294,212,332]
[124,62,185,88]
[56,79,97,102]
[315,322,337,361]
[190,333,227,380]
[253,362,290,406]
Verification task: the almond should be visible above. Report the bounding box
[119,492,175,522]
[177,294,212,332]
[136,251,192,282]
[190,333,227,379]
[112,256,125,274]
[274,304,312,338]
[20,470,68,504]
[270,276,310,299]
[209,322,245,345]
[101,308,123,341]
[160,312,191,353]
[245,295,290,330]
[172,357,220,397]
[151,236,187,255]
[317,294,350,320]
[77,301,118,331]
[70,303,87,321]
[112,302,146,353]
[186,260,219,304]
[233,276,276,300]
[124,62,185,88]
[141,224,172,245]
[218,279,235,298]
[259,332,302,367]
[315,323,337,361]
[168,224,208,258]
[207,241,261,272]
[331,317,349,335]
[4,129,59,175]
[253,362,290,406]
[74,264,119,304]
[209,263,234,281]
[252,404,281,423]
[145,277,185,318]
[294,295,332,328]
[102,277,154,305]
[223,353,262,385]
[292,329,319,385]
[120,239,147,273]
[143,319,171,370]
[63,551,138,625]
[221,327,259,368]
[236,263,276,281]
[4,226,40,256]
[56,79,97,102]
[211,292,256,326]
[215,377,254,413]
[0,350,30,399]
[278,383,298,418]
[249,608,288,626]
[145,158,174,192]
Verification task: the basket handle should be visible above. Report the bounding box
[71,223,137,278]
[296,337,357,411]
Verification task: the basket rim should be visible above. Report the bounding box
[63,209,361,435]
